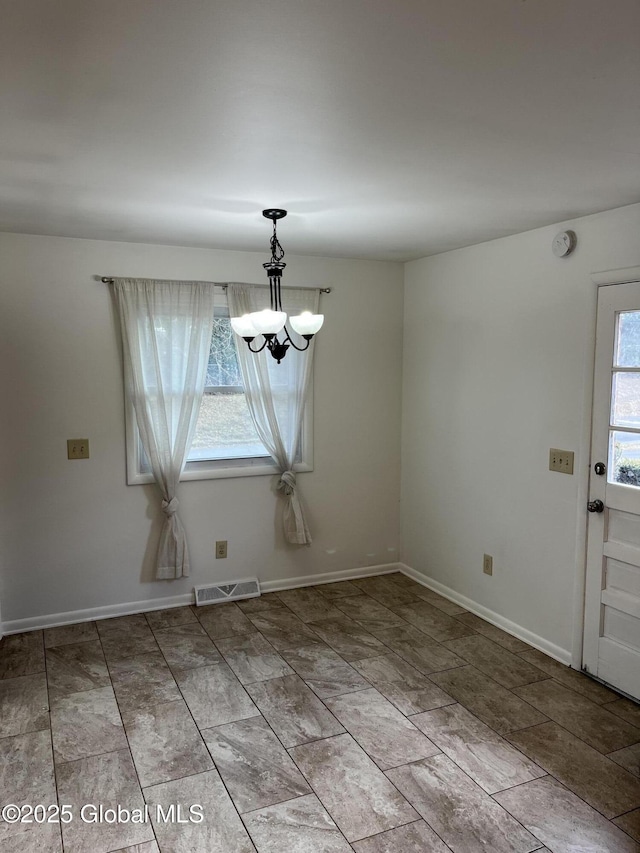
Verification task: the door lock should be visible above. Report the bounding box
[594,462,606,476]
[587,499,604,513]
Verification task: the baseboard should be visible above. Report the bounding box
[2,563,400,634]
[398,562,572,665]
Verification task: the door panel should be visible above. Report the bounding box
[584,281,640,700]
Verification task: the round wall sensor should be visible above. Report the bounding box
[552,230,577,258]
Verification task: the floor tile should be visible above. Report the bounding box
[46,640,110,700]
[145,605,198,630]
[614,808,640,843]
[351,820,451,853]
[333,595,406,633]
[429,665,548,734]
[196,602,261,640]
[352,653,456,715]
[315,580,363,600]
[122,698,213,787]
[494,775,640,853]
[175,662,259,728]
[514,678,640,753]
[0,672,49,737]
[56,749,154,853]
[202,715,311,812]
[506,720,640,818]
[610,743,640,778]
[243,793,351,853]
[394,581,467,615]
[44,622,98,648]
[454,611,531,652]
[112,843,160,853]
[325,688,440,770]
[50,685,127,763]
[371,624,465,675]
[351,575,418,608]
[245,674,344,747]
[392,599,476,642]
[307,615,387,661]
[282,645,369,698]
[413,703,545,794]
[144,768,255,853]
[0,823,63,853]
[443,634,547,688]
[607,697,640,727]
[248,608,326,651]
[0,729,56,805]
[215,632,294,683]
[153,621,223,671]
[97,614,160,662]
[109,651,180,713]
[387,754,540,853]
[0,631,44,679]
[290,733,419,842]
[236,593,286,613]
[519,648,618,703]
[276,587,345,622]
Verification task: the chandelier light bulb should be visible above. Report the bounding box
[289,311,325,337]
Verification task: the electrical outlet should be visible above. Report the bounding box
[549,448,574,475]
[67,439,90,459]
[483,554,493,576]
[215,540,228,559]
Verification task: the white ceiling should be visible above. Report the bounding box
[1,0,639,261]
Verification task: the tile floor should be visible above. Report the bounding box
[1,572,640,852]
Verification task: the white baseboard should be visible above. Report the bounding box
[398,562,572,665]
[2,563,400,635]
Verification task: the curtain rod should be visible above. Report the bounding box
[99,276,331,293]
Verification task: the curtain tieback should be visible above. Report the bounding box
[277,471,297,496]
[161,497,179,517]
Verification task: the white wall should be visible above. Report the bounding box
[0,233,403,624]
[401,202,640,658]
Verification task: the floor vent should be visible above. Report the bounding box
[194,578,260,606]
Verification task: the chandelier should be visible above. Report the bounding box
[230,209,324,363]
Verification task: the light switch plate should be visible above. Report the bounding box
[67,439,90,459]
[549,448,574,474]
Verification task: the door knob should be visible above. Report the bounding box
[587,499,604,513]
[594,462,606,476]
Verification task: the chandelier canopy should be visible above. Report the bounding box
[230,209,324,363]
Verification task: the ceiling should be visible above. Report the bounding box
[1,0,639,261]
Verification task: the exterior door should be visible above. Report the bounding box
[584,280,640,700]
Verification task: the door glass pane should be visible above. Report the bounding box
[615,311,640,367]
[611,372,640,427]
[609,430,640,486]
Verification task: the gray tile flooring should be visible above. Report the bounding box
[1,571,640,852]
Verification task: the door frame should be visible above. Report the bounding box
[572,265,640,672]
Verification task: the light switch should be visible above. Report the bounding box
[549,448,574,474]
[67,439,90,459]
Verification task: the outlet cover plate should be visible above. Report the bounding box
[549,448,574,475]
[483,554,493,576]
[216,540,228,559]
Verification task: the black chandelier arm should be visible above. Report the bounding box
[280,327,312,352]
[244,337,269,354]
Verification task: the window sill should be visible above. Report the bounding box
[127,460,313,486]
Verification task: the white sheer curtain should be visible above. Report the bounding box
[114,279,215,579]
[228,283,318,545]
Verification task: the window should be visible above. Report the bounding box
[609,310,640,486]
[125,290,313,484]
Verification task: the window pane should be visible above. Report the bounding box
[611,372,640,428]
[615,311,640,367]
[190,392,267,460]
[189,314,268,461]
[609,430,640,487]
